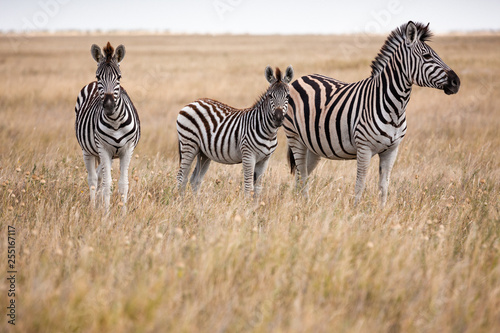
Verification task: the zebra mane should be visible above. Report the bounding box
[370,22,433,77]
[251,90,270,111]
[103,42,114,63]
[275,67,282,81]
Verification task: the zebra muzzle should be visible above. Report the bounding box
[444,70,460,95]
[103,93,115,113]
[274,107,285,126]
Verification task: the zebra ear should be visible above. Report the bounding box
[91,44,102,63]
[405,21,418,45]
[283,65,294,84]
[115,44,126,64]
[265,66,276,84]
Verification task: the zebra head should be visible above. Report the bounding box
[264,65,294,127]
[403,21,460,95]
[90,42,125,115]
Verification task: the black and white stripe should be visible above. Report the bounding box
[177,66,293,196]
[75,42,140,211]
[284,21,460,206]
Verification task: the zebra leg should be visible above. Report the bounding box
[253,157,270,198]
[305,150,322,181]
[297,150,323,197]
[177,142,198,193]
[287,137,309,194]
[96,158,103,207]
[118,149,133,213]
[99,152,113,212]
[241,150,256,197]
[189,152,211,193]
[83,152,98,207]
[378,145,399,208]
[354,146,372,206]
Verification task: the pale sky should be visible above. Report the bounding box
[1,0,499,34]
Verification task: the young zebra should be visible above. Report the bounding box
[177,66,294,197]
[75,42,140,211]
[284,21,460,207]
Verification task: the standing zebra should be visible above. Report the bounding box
[75,42,140,211]
[177,66,294,196]
[284,21,460,207]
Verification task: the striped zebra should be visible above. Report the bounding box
[75,42,140,211]
[177,66,294,196]
[284,21,460,207]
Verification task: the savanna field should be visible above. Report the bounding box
[0,32,499,332]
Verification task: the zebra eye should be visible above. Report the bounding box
[423,53,433,61]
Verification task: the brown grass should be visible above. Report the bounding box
[0,32,499,332]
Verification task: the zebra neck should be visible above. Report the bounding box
[371,62,412,119]
[251,103,278,139]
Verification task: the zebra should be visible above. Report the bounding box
[75,42,141,212]
[283,21,460,207]
[176,65,294,197]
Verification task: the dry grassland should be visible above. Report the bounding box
[0,32,499,332]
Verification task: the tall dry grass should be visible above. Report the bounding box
[0,32,499,332]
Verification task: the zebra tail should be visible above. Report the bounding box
[287,145,296,175]
[178,140,181,167]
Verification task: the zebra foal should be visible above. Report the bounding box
[177,66,294,197]
[75,42,140,212]
[284,21,460,207]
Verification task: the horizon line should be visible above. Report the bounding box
[2,28,500,37]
